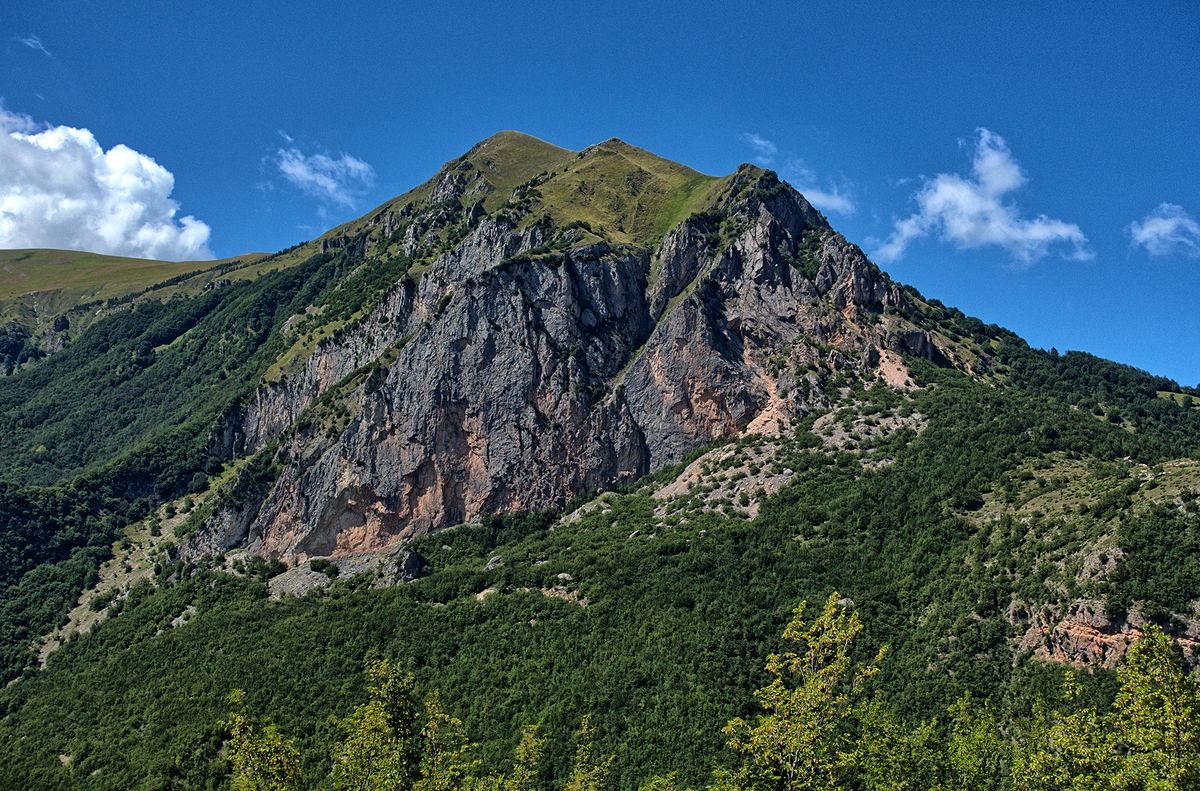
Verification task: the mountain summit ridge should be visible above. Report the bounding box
[175,133,992,563]
[318,130,734,257]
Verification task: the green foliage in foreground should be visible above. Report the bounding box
[223,595,1200,790]
[229,659,578,791]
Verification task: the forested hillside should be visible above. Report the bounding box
[1,132,1198,790]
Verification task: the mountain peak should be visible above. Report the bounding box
[323,132,828,257]
[171,132,981,565]
[593,136,635,150]
[467,129,572,161]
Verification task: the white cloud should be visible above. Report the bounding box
[1128,203,1200,258]
[272,143,374,208]
[873,128,1090,265]
[16,34,51,57]
[0,105,212,260]
[741,132,778,165]
[740,132,856,216]
[783,160,856,215]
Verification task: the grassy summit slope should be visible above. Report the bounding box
[320,131,725,251]
[532,138,724,246]
[319,131,575,242]
[465,130,578,207]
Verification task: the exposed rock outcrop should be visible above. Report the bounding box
[1019,599,1200,667]
[241,279,417,450]
[192,164,962,562]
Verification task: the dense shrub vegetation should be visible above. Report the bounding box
[211,596,1200,790]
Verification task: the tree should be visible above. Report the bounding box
[415,692,478,791]
[564,715,612,791]
[331,659,422,791]
[638,773,694,790]
[856,696,942,791]
[225,689,302,791]
[505,725,546,791]
[943,694,1009,790]
[1110,625,1200,788]
[471,725,546,791]
[722,593,885,791]
[1010,684,1119,791]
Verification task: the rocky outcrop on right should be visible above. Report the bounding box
[1019,599,1200,667]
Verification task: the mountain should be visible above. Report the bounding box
[1,132,1199,789]
[185,131,993,562]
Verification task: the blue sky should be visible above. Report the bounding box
[2,1,1198,383]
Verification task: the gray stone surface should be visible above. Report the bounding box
[190,170,957,563]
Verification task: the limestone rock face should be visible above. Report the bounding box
[193,171,958,562]
[1019,599,1200,667]
[240,281,418,451]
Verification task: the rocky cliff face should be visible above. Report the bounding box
[240,281,418,451]
[1019,599,1200,667]
[189,141,966,563]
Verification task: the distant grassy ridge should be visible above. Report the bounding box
[0,249,263,302]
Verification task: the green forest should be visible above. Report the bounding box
[2,139,1200,790]
[2,345,1199,788]
[167,595,1200,790]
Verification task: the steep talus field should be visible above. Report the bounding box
[0,131,1199,790]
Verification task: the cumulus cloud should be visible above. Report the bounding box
[16,34,51,57]
[741,132,856,215]
[873,128,1090,265]
[1128,203,1200,258]
[272,143,375,208]
[0,106,212,260]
